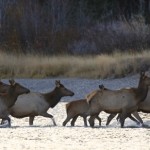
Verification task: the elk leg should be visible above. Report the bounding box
[116,113,121,121]
[120,117,125,128]
[132,111,144,125]
[1,119,5,124]
[128,114,140,125]
[1,116,11,127]
[63,116,73,126]
[83,116,88,127]
[106,113,117,126]
[117,113,140,125]
[88,115,95,127]
[29,116,35,125]
[119,111,127,128]
[40,112,56,126]
[71,115,78,126]
[7,116,11,127]
[95,115,101,126]
[89,111,102,127]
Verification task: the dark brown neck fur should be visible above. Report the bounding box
[1,88,19,108]
[134,86,148,103]
[134,77,149,103]
[43,87,64,108]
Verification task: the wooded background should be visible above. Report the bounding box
[0,0,150,54]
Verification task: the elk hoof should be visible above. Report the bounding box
[62,122,66,126]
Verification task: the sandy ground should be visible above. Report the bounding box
[0,75,150,150]
[0,103,150,150]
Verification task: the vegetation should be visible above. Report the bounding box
[0,1,150,54]
[0,51,150,79]
[0,1,150,78]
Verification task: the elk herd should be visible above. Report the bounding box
[0,71,150,128]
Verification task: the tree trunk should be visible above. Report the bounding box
[145,0,150,24]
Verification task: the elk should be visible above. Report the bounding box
[63,85,106,127]
[106,75,150,126]
[8,80,74,126]
[67,84,114,127]
[0,79,30,127]
[106,112,140,126]
[63,99,101,127]
[86,72,150,128]
[0,80,9,93]
[106,85,150,126]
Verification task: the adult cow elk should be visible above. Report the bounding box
[0,79,30,127]
[106,85,150,126]
[86,72,150,128]
[8,80,74,126]
[0,81,9,93]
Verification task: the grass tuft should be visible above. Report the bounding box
[0,51,150,79]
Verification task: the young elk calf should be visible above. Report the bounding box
[63,99,101,127]
[62,85,105,127]
[0,80,30,127]
[8,80,74,126]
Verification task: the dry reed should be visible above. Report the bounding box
[0,51,150,79]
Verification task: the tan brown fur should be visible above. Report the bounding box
[106,86,150,126]
[0,80,30,127]
[86,72,150,128]
[0,81,9,93]
[8,80,74,126]
[63,99,101,127]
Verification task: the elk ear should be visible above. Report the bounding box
[55,80,60,87]
[9,79,15,85]
[140,71,146,79]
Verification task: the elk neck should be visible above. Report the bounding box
[43,87,63,108]
[2,88,19,108]
[135,82,149,103]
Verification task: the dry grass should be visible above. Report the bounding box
[0,51,150,79]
